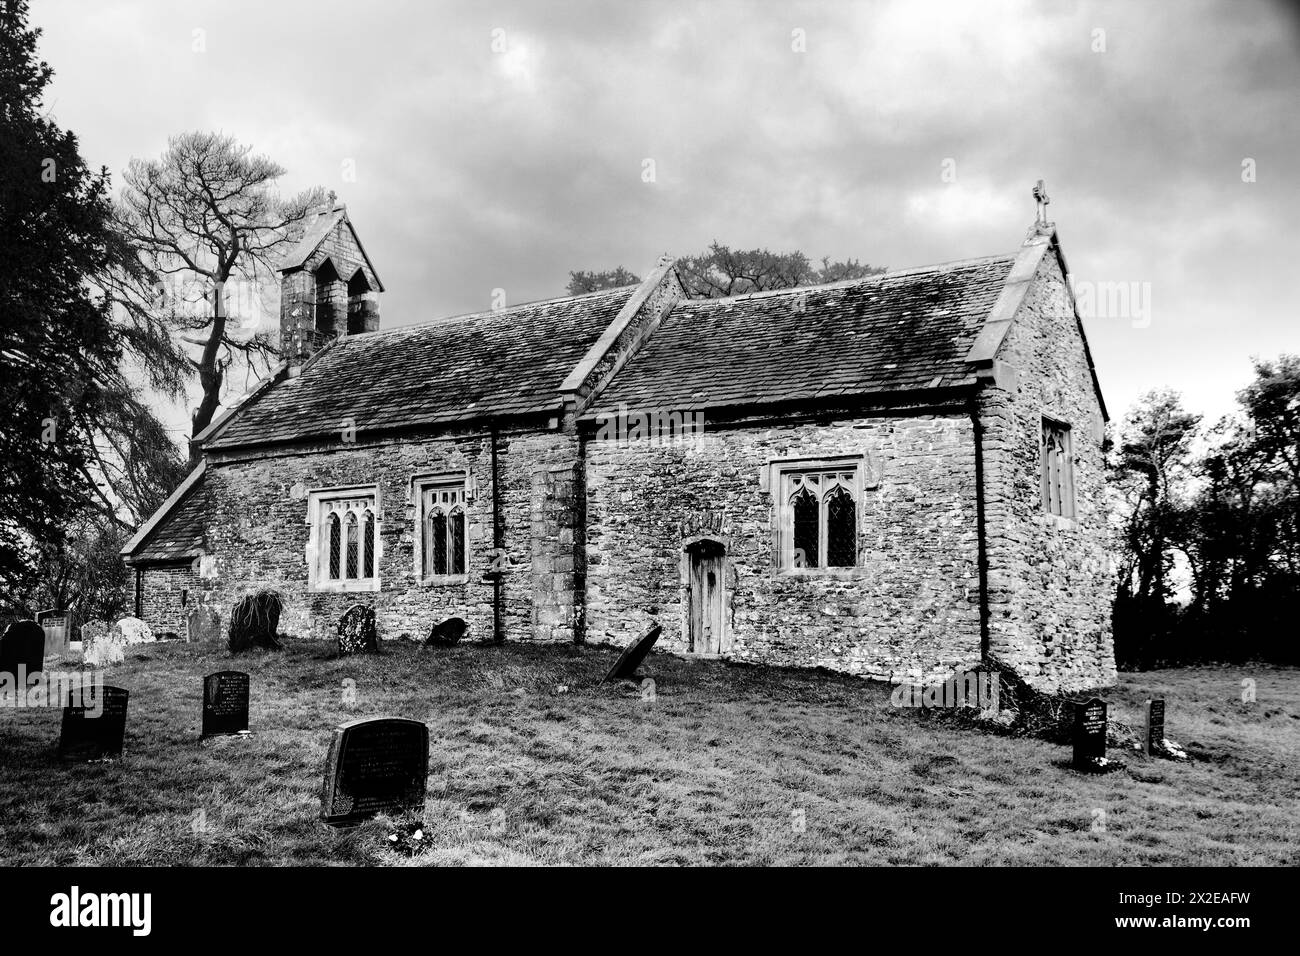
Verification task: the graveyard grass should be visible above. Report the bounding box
[0,641,1296,866]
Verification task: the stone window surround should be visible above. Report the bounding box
[764,454,868,578]
[305,484,382,593]
[410,470,475,586]
[1040,415,1078,524]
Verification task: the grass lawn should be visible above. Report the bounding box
[1,640,1296,866]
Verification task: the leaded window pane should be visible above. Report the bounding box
[793,488,819,568]
[328,513,341,580]
[362,509,375,578]
[451,509,466,574]
[432,512,448,575]
[345,513,359,579]
[826,486,856,567]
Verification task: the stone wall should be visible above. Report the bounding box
[138,563,198,637]
[582,413,984,684]
[197,425,579,644]
[979,249,1117,691]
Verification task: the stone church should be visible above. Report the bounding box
[122,195,1117,691]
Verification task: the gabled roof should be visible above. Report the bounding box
[585,255,1016,416]
[281,202,385,292]
[206,286,636,449]
[121,464,206,563]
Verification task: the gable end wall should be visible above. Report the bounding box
[978,251,1116,691]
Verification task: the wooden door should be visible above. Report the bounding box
[687,541,726,655]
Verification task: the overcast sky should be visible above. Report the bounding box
[32,0,1300,430]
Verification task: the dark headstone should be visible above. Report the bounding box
[1072,697,1108,770]
[186,605,222,644]
[320,716,429,826]
[202,671,251,738]
[59,685,129,761]
[424,615,467,647]
[337,604,378,656]
[0,620,45,685]
[1145,698,1166,756]
[229,592,282,653]
[602,623,662,683]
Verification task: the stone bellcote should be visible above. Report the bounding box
[279,202,384,364]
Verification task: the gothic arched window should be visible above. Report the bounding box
[310,490,381,589]
[420,478,468,580]
[775,463,861,570]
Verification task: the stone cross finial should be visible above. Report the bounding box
[1032,179,1051,225]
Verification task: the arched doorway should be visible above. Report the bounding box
[684,538,728,655]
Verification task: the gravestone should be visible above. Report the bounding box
[36,610,72,655]
[337,604,378,656]
[1072,697,1108,770]
[81,621,125,667]
[1144,698,1166,757]
[116,617,155,645]
[602,623,662,683]
[228,592,282,653]
[59,685,129,761]
[0,620,46,685]
[424,615,467,647]
[202,671,251,738]
[186,605,222,644]
[320,716,429,826]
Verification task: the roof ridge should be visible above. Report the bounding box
[344,283,638,341]
[677,253,1016,307]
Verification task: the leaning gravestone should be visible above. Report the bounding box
[1072,697,1108,770]
[116,617,155,645]
[337,604,378,656]
[602,623,662,683]
[186,605,222,644]
[1144,698,1166,757]
[320,716,430,826]
[228,592,283,653]
[424,615,468,647]
[0,620,45,685]
[59,685,129,761]
[202,671,251,738]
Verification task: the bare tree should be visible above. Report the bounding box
[112,132,327,457]
[570,243,885,299]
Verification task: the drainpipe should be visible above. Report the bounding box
[490,426,505,643]
[967,395,992,661]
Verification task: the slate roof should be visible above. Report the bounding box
[587,255,1016,415]
[208,286,636,449]
[128,474,206,563]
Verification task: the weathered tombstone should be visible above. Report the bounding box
[36,609,72,656]
[337,604,378,656]
[1072,697,1108,770]
[202,671,251,738]
[116,616,155,645]
[602,623,662,683]
[1144,698,1166,757]
[320,716,429,827]
[424,615,467,647]
[59,685,129,761]
[228,592,283,653]
[0,620,46,685]
[186,605,222,644]
[80,620,125,667]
